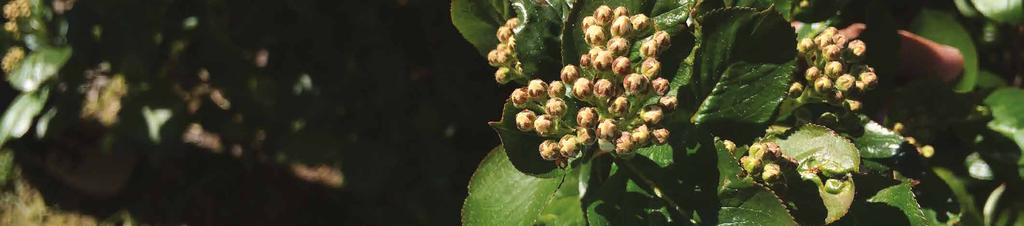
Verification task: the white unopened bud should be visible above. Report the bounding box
[623,73,649,95]
[495,67,511,84]
[576,107,599,128]
[847,40,866,58]
[593,50,615,70]
[652,31,671,49]
[824,61,843,77]
[640,41,659,58]
[582,16,598,30]
[516,110,537,132]
[585,25,607,47]
[632,124,650,145]
[588,47,603,64]
[534,115,555,136]
[613,6,629,18]
[609,96,629,116]
[540,140,561,160]
[630,14,650,33]
[487,49,503,66]
[762,163,781,182]
[573,78,594,98]
[511,88,529,108]
[652,77,670,95]
[641,58,661,78]
[641,105,663,125]
[859,71,877,89]
[548,81,566,98]
[723,140,737,152]
[576,128,596,145]
[528,79,548,99]
[497,26,514,43]
[805,66,821,82]
[797,38,815,54]
[788,82,804,97]
[845,99,862,111]
[823,44,841,61]
[610,16,632,37]
[597,119,618,139]
[832,34,847,47]
[612,57,632,75]
[561,65,580,84]
[545,97,567,116]
[615,131,635,155]
[835,74,856,91]
[505,18,520,28]
[652,128,670,144]
[815,27,838,48]
[594,5,613,26]
[607,37,630,56]
[579,53,592,67]
[814,77,833,93]
[659,96,677,110]
[559,135,580,158]
[594,79,615,99]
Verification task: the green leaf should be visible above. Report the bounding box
[971,0,1024,24]
[713,139,799,226]
[853,119,905,159]
[489,102,561,176]
[462,147,566,226]
[693,61,795,139]
[0,89,50,147]
[817,177,856,224]
[772,124,860,175]
[932,168,984,226]
[451,0,510,56]
[975,70,1007,90]
[512,0,567,79]
[537,195,586,226]
[773,0,849,22]
[909,9,979,93]
[0,149,12,186]
[867,183,930,226]
[7,46,72,92]
[583,144,686,225]
[984,88,1024,179]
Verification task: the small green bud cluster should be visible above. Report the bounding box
[1,46,24,73]
[733,141,786,184]
[488,18,526,84]
[513,5,675,165]
[792,27,877,112]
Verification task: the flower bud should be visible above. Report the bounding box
[610,16,632,37]
[528,79,548,99]
[652,31,671,49]
[597,119,618,139]
[607,37,630,56]
[613,6,629,18]
[560,65,580,84]
[540,140,561,161]
[2,46,25,73]
[797,38,815,55]
[548,81,567,98]
[749,142,766,159]
[832,34,847,47]
[640,58,661,78]
[495,67,511,84]
[594,5,613,25]
[573,78,594,98]
[511,88,530,108]
[741,156,762,173]
[823,44,841,61]
[545,97,567,116]
[659,96,678,110]
[651,77,670,96]
[516,110,537,132]
[762,163,781,182]
[835,74,855,91]
[609,96,629,116]
[815,27,838,48]
[630,14,650,32]
[582,16,598,30]
[559,135,580,158]
[576,107,598,128]
[585,25,607,47]
[805,66,821,82]
[577,128,596,145]
[593,50,615,70]
[579,53,592,67]
[830,90,845,102]
[814,77,833,93]
[642,105,663,125]
[588,47,604,63]
[505,18,520,28]
[788,82,804,97]
[623,73,649,95]
[859,71,877,89]
[640,41,659,58]
[847,40,866,58]
[633,124,651,143]
[497,26,514,43]
[486,49,502,66]
[612,57,632,75]
[845,99,862,111]
[615,131,635,155]
[653,128,670,144]
[507,35,517,51]
[723,140,737,152]
[594,79,615,99]
[824,61,843,77]
[534,115,555,136]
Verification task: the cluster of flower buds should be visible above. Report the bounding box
[2,0,30,33]
[723,140,786,184]
[1,46,24,73]
[792,27,877,112]
[511,5,677,165]
[488,18,525,84]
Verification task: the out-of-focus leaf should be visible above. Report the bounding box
[7,46,72,92]
[774,0,849,22]
[0,89,49,147]
[451,0,511,56]
[972,0,1024,24]
[867,182,930,226]
[965,152,994,180]
[512,0,567,79]
[142,106,173,143]
[984,88,1024,178]
[975,70,1007,90]
[854,119,904,159]
[462,147,565,226]
[909,9,979,93]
